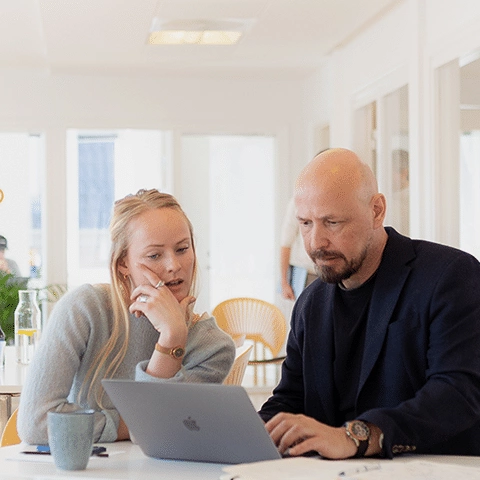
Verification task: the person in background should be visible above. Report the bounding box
[280,197,317,300]
[260,148,480,458]
[18,189,235,445]
[0,235,21,277]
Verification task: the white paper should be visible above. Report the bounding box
[222,457,357,480]
[222,458,480,480]
[355,461,480,480]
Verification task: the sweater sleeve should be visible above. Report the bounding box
[17,285,119,445]
[135,317,235,384]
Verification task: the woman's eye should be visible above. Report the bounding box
[177,246,189,254]
[148,254,160,260]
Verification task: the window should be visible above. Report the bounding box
[0,132,44,280]
[67,130,171,287]
[78,135,115,268]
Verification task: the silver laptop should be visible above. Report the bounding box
[102,379,282,464]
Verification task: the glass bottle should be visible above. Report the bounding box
[0,323,5,367]
[14,290,41,364]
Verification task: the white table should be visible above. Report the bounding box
[1,442,480,480]
[0,441,226,479]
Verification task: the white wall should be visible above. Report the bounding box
[426,0,480,64]
[0,71,308,285]
[302,63,333,161]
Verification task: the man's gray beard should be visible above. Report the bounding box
[312,246,368,284]
[315,263,357,284]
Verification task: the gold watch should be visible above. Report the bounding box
[155,343,185,359]
[344,420,370,458]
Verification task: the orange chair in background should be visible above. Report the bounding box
[0,408,20,447]
[213,297,287,386]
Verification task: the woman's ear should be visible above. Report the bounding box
[117,258,129,277]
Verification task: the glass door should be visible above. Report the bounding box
[180,134,276,313]
[381,85,409,236]
[460,55,480,259]
[353,85,409,235]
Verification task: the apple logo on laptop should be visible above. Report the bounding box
[183,416,200,431]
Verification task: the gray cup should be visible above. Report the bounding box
[47,409,95,471]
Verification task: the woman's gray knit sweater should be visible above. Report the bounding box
[17,284,235,444]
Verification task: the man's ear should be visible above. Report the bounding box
[372,193,387,227]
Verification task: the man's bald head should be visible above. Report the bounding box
[293,148,387,289]
[295,148,378,207]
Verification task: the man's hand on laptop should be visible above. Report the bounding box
[265,413,357,459]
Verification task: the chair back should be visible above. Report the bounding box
[0,407,20,447]
[213,297,287,359]
[223,344,253,385]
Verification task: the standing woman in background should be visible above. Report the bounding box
[18,189,235,445]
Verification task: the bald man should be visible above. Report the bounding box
[259,148,480,459]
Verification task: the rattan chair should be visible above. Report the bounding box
[223,344,253,386]
[0,407,20,447]
[213,297,287,386]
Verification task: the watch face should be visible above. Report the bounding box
[172,347,185,359]
[350,421,370,440]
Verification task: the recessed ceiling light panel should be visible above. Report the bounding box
[148,18,254,45]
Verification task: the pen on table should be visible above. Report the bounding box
[338,464,381,477]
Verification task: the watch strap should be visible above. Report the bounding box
[354,437,369,458]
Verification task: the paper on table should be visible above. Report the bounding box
[222,458,480,480]
[355,461,480,480]
[222,457,357,480]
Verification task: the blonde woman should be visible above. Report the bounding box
[18,189,235,444]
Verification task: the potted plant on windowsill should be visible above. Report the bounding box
[0,272,67,344]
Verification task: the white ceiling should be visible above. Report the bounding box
[0,0,400,78]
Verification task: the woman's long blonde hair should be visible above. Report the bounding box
[82,189,197,405]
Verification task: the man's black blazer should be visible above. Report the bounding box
[259,227,480,457]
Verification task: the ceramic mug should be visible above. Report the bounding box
[47,409,95,470]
